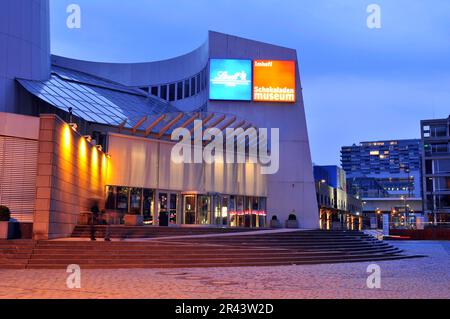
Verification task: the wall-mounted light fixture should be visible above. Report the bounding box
[84,135,93,143]
[68,123,78,132]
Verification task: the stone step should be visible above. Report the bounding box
[27,252,407,264]
[29,244,397,254]
[26,255,419,269]
[28,253,403,263]
[0,230,420,270]
[29,245,391,254]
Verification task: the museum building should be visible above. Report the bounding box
[0,0,318,239]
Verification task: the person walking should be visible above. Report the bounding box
[90,203,100,241]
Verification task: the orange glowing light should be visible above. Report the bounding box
[101,153,108,181]
[63,125,72,151]
[79,138,87,161]
[92,146,98,168]
[253,60,296,103]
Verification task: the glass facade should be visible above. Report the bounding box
[422,117,450,223]
[105,186,267,228]
[18,67,178,128]
[145,68,208,101]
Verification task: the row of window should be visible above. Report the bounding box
[105,186,267,228]
[139,68,208,102]
[423,124,450,138]
[426,177,450,193]
[424,143,450,156]
[424,159,450,175]
[425,195,450,210]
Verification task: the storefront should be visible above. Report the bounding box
[105,185,267,228]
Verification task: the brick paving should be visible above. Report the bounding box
[0,241,449,299]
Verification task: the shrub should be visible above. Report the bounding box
[0,206,11,222]
[288,214,297,221]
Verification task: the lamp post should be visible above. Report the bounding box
[401,196,408,228]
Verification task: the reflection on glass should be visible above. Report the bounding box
[213,196,222,225]
[184,195,196,225]
[143,189,154,224]
[198,196,210,225]
[105,186,116,210]
[170,194,178,224]
[237,196,244,227]
[221,197,229,226]
[117,187,129,212]
[230,196,237,227]
[130,188,142,215]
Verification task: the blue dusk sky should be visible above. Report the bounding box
[50,0,450,166]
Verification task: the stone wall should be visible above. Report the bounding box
[33,114,106,239]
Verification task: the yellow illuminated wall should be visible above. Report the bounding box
[33,115,108,240]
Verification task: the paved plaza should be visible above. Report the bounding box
[0,241,449,299]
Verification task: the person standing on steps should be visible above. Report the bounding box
[90,201,100,241]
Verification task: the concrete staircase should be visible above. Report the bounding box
[71,225,252,239]
[0,241,35,269]
[0,230,422,269]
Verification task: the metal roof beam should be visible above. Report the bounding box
[118,118,128,132]
[132,116,148,134]
[218,116,237,131]
[205,114,226,130]
[145,114,166,137]
[179,113,200,129]
[157,113,184,138]
[189,113,215,135]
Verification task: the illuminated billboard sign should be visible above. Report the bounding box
[209,59,252,101]
[253,60,296,103]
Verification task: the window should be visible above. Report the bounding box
[116,187,129,212]
[427,143,449,156]
[105,186,116,210]
[430,125,447,137]
[196,74,201,94]
[184,79,190,98]
[130,188,142,215]
[176,82,183,100]
[160,85,168,100]
[433,159,450,174]
[151,86,158,97]
[169,83,176,101]
[143,189,154,224]
[191,77,196,96]
[140,87,149,94]
[428,177,450,192]
[436,195,450,209]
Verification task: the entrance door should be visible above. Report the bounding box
[183,195,197,225]
[143,189,155,225]
[158,192,179,226]
[169,193,178,225]
[212,195,228,226]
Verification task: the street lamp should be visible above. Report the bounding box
[401,196,408,227]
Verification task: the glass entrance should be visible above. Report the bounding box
[158,193,169,226]
[143,189,154,225]
[212,195,229,226]
[183,195,197,224]
[169,193,178,225]
[158,192,179,226]
[197,195,211,225]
